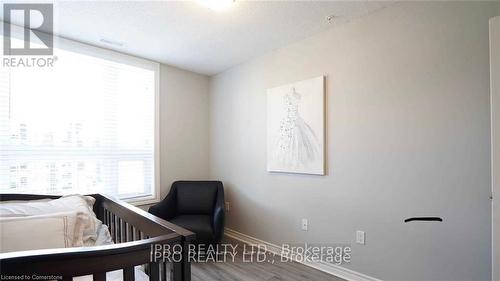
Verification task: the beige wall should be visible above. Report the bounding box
[491,15,500,281]
[159,64,209,198]
[209,2,499,280]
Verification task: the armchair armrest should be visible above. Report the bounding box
[149,190,176,221]
[212,183,225,243]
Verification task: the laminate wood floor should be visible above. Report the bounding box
[191,238,346,281]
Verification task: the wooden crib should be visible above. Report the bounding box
[0,193,195,281]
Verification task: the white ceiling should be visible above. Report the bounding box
[1,1,395,75]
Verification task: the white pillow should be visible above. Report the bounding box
[0,211,87,253]
[0,198,52,204]
[0,195,100,243]
[84,222,113,247]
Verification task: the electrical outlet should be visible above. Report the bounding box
[356,230,365,245]
[225,201,230,212]
[301,218,308,231]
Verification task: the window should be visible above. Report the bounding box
[0,33,160,205]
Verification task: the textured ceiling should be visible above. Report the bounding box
[1,1,395,75]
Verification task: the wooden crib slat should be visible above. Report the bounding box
[126,222,132,242]
[123,267,134,281]
[109,213,112,236]
[105,209,110,226]
[113,214,118,242]
[117,218,122,243]
[93,272,106,281]
[119,218,123,243]
[116,216,120,242]
[123,219,126,242]
[117,218,121,243]
[115,214,118,242]
[161,262,170,281]
[120,219,125,243]
[108,210,112,228]
[159,263,163,281]
[149,262,160,281]
[134,227,140,241]
[111,214,116,242]
[162,262,170,281]
[114,216,119,243]
[165,262,172,281]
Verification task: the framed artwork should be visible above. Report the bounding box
[267,76,325,175]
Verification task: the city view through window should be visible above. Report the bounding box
[0,37,157,201]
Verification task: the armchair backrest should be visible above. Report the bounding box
[173,181,221,216]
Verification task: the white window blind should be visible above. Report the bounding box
[0,36,159,204]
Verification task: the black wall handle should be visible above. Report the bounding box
[404,217,443,223]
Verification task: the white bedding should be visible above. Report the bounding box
[0,211,87,252]
[0,196,150,281]
[0,195,100,243]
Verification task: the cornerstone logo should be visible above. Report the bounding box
[3,3,56,67]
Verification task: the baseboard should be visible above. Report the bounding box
[224,227,383,281]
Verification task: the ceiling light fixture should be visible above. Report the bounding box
[197,0,235,11]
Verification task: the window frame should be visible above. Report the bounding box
[4,25,161,206]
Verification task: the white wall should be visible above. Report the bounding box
[491,15,500,281]
[209,2,499,281]
[159,64,209,198]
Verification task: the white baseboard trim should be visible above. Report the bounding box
[224,227,383,281]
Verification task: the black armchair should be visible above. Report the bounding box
[149,181,225,245]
